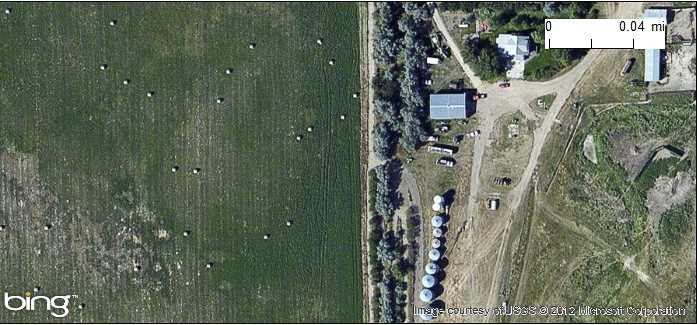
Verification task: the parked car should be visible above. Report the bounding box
[498,82,510,89]
[472,93,487,100]
[465,130,481,138]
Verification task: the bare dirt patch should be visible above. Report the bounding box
[582,134,598,164]
[646,171,697,236]
[650,43,697,93]
[609,134,663,179]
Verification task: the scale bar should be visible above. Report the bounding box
[547,38,635,49]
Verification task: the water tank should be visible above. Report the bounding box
[428,249,441,261]
[422,274,437,288]
[432,227,443,237]
[425,263,439,275]
[419,289,434,302]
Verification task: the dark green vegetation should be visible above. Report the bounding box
[372,2,432,158]
[461,37,506,81]
[442,2,596,81]
[0,3,361,322]
[510,92,696,322]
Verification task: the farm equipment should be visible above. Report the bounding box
[620,58,635,76]
[435,157,456,167]
[492,177,512,186]
[436,125,450,133]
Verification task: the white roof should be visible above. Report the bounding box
[433,195,444,203]
[432,202,443,211]
[643,9,666,82]
[496,34,530,57]
[426,57,441,64]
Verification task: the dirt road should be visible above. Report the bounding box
[361,2,378,322]
[431,6,483,88]
[431,2,646,321]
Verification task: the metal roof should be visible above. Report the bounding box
[644,9,667,19]
[644,9,666,82]
[645,49,661,81]
[429,93,470,119]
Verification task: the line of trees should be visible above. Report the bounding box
[372,2,432,160]
[367,160,412,323]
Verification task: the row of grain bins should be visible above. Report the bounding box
[418,194,448,321]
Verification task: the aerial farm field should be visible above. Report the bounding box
[0,2,362,322]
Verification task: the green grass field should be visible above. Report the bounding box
[0,3,362,322]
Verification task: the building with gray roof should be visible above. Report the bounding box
[644,9,667,82]
[429,93,473,120]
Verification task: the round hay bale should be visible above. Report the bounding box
[109,20,117,26]
[316,38,323,45]
[34,286,41,293]
[43,224,52,231]
[249,43,256,49]
[183,230,191,237]
[286,220,292,226]
[296,135,303,141]
[340,114,346,120]
[5,8,11,14]
[0,224,6,231]
[193,167,201,174]
[225,68,233,75]
[328,59,335,65]
[100,64,108,71]
[216,97,224,104]
[146,91,154,98]
[263,234,270,240]
[123,79,130,85]
[307,126,314,132]
[352,93,359,98]
[206,262,213,269]
[134,264,141,272]
[171,165,179,173]
[78,303,86,310]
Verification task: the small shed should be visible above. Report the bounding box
[426,57,441,65]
